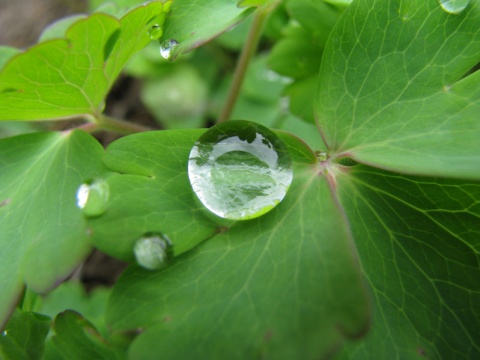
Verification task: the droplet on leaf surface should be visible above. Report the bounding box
[134,233,173,270]
[188,120,293,220]
[76,178,109,217]
[160,39,180,60]
[438,0,470,14]
[148,24,163,40]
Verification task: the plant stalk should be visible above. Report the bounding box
[97,115,153,135]
[218,6,271,123]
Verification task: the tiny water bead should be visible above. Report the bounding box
[76,178,109,217]
[188,120,293,220]
[160,39,180,61]
[315,150,328,162]
[148,24,163,40]
[134,233,173,270]
[438,0,470,14]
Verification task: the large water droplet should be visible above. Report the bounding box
[438,0,470,14]
[188,120,293,220]
[76,178,109,217]
[134,233,173,270]
[148,24,163,40]
[160,39,180,61]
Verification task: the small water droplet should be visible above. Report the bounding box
[438,0,470,14]
[134,233,173,270]
[76,178,109,217]
[148,24,163,40]
[315,150,328,162]
[1,330,7,336]
[160,39,180,61]
[188,120,293,220]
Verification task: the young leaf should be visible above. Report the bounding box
[0,310,50,360]
[34,281,111,337]
[104,130,370,359]
[0,130,108,329]
[160,0,255,59]
[0,2,168,121]
[51,310,118,360]
[337,166,480,358]
[316,0,480,179]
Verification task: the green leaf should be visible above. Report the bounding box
[0,130,107,328]
[160,0,254,58]
[0,46,20,71]
[87,130,219,261]
[336,165,480,358]
[104,130,370,359]
[0,310,50,360]
[38,15,88,42]
[51,310,118,360]
[141,64,208,125]
[238,0,267,7]
[268,0,340,124]
[34,281,111,337]
[269,30,323,79]
[283,76,317,123]
[0,2,168,121]
[316,0,480,179]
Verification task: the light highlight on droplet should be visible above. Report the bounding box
[188,120,293,220]
[76,178,109,217]
[148,24,163,40]
[134,233,173,270]
[160,39,180,60]
[438,0,470,14]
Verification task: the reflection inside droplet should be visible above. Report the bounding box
[148,24,163,40]
[76,178,109,217]
[160,39,180,60]
[188,120,293,220]
[134,233,173,270]
[438,0,470,14]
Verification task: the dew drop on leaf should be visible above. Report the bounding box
[438,0,470,14]
[159,39,180,61]
[188,120,293,220]
[315,150,328,162]
[148,24,163,40]
[1,330,7,336]
[134,233,173,270]
[76,178,109,217]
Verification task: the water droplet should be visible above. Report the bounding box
[188,120,293,220]
[148,24,163,40]
[315,150,328,162]
[134,233,173,270]
[1,330,7,336]
[160,39,180,61]
[438,0,470,14]
[76,178,109,217]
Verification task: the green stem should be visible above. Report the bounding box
[218,6,271,123]
[97,115,153,135]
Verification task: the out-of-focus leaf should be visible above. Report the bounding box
[0,310,50,360]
